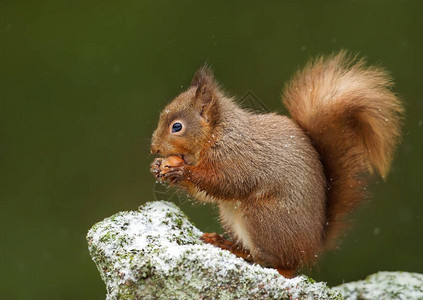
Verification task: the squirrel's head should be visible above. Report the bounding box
[150,67,221,165]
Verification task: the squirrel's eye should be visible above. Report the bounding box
[172,122,183,133]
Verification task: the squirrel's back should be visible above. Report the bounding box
[282,51,404,245]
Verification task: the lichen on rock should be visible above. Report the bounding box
[87,200,341,299]
[334,271,423,300]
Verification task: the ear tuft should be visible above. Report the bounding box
[191,65,215,88]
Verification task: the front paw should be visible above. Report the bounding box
[151,155,186,185]
[150,157,164,181]
[161,163,186,185]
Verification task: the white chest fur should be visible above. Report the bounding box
[218,201,254,252]
[190,187,254,252]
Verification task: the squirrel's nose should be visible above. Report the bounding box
[150,145,160,155]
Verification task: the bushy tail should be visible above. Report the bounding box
[282,51,403,246]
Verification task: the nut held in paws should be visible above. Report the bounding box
[160,155,184,172]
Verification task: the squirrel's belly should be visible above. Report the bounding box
[218,201,254,252]
[189,186,255,252]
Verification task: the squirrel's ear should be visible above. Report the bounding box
[191,67,219,122]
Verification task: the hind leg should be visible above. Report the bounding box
[201,233,296,277]
[241,196,313,276]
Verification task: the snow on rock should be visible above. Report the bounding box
[334,271,423,300]
[87,201,341,299]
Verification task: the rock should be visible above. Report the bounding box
[86,201,341,299]
[334,271,423,300]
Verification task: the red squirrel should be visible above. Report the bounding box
[150,51,403,278]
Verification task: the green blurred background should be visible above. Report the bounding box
[1,1,422,298]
